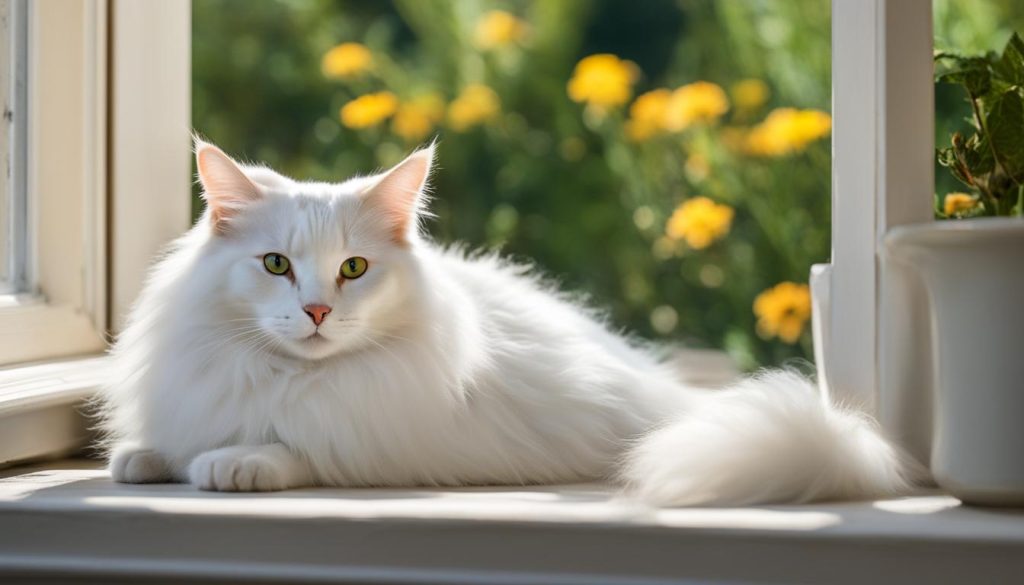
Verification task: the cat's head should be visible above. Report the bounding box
[193,139,433,361]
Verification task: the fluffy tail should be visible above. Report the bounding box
[622,370,917,506]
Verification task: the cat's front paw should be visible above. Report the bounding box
[189,447,292,492]
[109,445,172,484]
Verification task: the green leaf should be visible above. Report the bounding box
[937,139,974,188]
[963,133,995,177]
[992,32,1024,86]
[936,55,992,97]
[936,146,956,170]
[986,89,1024,183]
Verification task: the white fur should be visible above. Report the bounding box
[621,371,915,506]
[100,141,914,505]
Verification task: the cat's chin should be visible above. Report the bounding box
[276,334,344,361]
[277,332,372,361]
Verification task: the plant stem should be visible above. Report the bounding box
[967,92,1004,212]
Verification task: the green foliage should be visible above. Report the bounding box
[937,32,1024,218]
[932,0,1024,204]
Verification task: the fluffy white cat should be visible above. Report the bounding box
[100,140,913,506]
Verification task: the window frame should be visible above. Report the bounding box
[812,0,936,462]
[0,0,191,367]
[107,0,192,329]
[0,0,190,467]
[0,0,109,366]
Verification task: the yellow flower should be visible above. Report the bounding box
[664,81,729,131]
[730,79,770,111]
[448,84,500,131]
[753,282,812,344]
[567,54,637,110]
[943,192,979,217]
[340,92,398,129]
[322,42,373,79]
[625,89,671,141]
[392,93,446,142]
[475,10,528,50]
[665,196,734,250]
[745,108,832,156]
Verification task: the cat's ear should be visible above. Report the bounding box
[362,144,434,245]
[195,139,262,234]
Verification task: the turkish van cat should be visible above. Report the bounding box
[100,140,913,506]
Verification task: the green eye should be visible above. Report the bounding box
[263,253,291,275]
[340,256,368,279]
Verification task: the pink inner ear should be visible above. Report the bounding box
[196,142,262,233]
[364,148,433,244]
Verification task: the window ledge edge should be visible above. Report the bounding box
[0,354,107,467]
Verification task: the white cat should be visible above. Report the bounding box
[100,139,913,506]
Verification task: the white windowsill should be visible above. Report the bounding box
[0,355,107,466]
[1,460,1023,584]
[0,354,108,413]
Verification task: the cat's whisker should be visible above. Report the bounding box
[368,329,434,353]
[190,325,269,370]
[194,327,265,349]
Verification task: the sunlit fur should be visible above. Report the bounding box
[100,141,915,504]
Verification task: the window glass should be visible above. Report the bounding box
[0,0,27,295]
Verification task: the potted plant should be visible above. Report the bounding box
[886,33,1024,506]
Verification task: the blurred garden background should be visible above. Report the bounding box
[193,0,1024,370]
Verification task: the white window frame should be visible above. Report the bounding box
[0,0,190,466]
[108,0,192,329]
[0,0,109,366]
[812,0,935,463]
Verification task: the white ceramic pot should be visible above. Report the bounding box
[886,218,1024,506]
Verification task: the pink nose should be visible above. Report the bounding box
[303,304,332,326]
